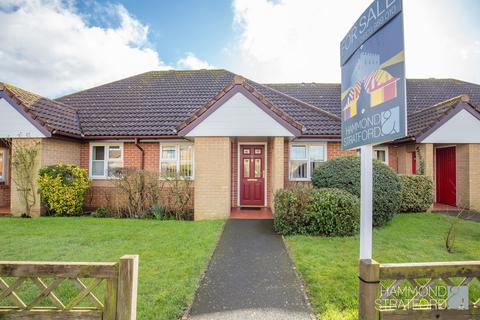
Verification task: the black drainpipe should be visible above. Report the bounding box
[134,138,145,170]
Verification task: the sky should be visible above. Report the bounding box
[0,0,479,98]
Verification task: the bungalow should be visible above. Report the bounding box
[0,70,479,219]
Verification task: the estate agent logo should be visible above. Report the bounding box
[340,0,407,150]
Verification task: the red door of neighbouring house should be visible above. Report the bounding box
[436,147,456,206]
[411,152,417,175]
[240,145,265,206]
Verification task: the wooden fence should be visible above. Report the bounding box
[0,255,138,320]
[359,259,480,319]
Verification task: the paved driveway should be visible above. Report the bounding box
[188,219,315,320]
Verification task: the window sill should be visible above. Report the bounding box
[289,178,312,182]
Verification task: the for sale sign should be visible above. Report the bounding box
[340,0,407,150]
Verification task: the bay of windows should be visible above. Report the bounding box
[289,143,326,180]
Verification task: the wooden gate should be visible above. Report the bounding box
[0,255,138,320]
[359,259,480,319]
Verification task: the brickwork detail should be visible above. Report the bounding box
[327,142,356,159]
[194,137,231,220]
[270,137,284,209]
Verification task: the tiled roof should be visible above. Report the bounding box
[266,79,480,138]
[0,83,82,136]
[2,71,479,140]
[56,70,341,137]
[408,95,479,139]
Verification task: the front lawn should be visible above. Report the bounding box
[0,217,224,320]
[285,213,480,320]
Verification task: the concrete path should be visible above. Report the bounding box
[188,219,315,320]
[437,211,480,223]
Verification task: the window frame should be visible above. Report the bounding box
[160,142,195,179]
[289,142,327,181]
[0,148,6,182]
[373,146,389,164]
[89,142,124,179]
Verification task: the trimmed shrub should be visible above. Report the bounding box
[304,188,360,236]
[311,156,401,227]
[273,187,311,235]
[273,187,360,236]
[38,164,90,216]
[398,175,434,212]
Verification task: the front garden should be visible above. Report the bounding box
[273,155,479,319]
[285,213,480,320]
[0,217,224,320]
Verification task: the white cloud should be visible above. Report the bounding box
[0,0,171,97]
[177,52,215,70]
[227,0,480,84]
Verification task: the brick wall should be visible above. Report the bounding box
[41,138,81,166]
[468,144,480,211]
[0,184,9,208]
[269,137,284,209]
[194,137,231,220]
[456,144,470,208]
[10,138,43,216]
[82,142,161,210]
[327,141,356,159]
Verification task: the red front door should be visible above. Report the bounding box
[436,147,456,206]
[240,145,265,206]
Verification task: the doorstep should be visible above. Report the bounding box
[230,207,273,220]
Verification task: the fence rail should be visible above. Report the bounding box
[359,259,480,320]
[0,255,138,320]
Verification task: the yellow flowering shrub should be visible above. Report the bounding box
[37,164,90,216]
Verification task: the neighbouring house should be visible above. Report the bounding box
[0,70,479,219]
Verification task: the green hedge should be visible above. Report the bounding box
[311,156,401,227]
[273,187,360,236]
[273,187,311,235]
[398,175,434,212]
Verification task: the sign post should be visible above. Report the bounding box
[359,145,373,260]
[340,0,407,259]
[340,1,407,317]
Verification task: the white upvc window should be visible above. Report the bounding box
[373,146,389,164]
[0,148,6,182]
[89,143,124,179]
[160,143,194,179]
[289,143,327,181]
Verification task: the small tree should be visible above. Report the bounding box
[11,141,40,215]
[113,168,161,218]
[160,176,194,220]
[415,146,425,175]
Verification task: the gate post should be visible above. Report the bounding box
[358,259,380,320]
[117,255,139,320]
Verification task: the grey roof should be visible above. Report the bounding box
[0,83,82,136]
[2,70,479,140]
[267,79,480,116]
[56,70,341,137]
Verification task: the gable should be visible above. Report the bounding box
[420,108,480,143]
[185,92,295,137]
[0,98,46,138]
